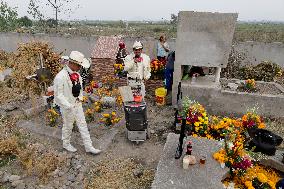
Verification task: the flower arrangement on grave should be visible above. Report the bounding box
[85,108,95,123]
[93,101,102,113]
[85,81,99,93]
[213,122,279,189]
[100,111,121,126]
[209,117,242,140]
[46,108,60,127]
[180,98,209,137]
[113,63,124,76]
[222,164,280,189]
[150,59,166,79]
[242,108,265,130]
[82,96,88,103]
[242,79,256,92]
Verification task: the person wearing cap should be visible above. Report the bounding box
[124,41,151,98]
[53,51,101,155]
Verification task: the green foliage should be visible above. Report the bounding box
[0,1,18,31]
[17,16,33,27]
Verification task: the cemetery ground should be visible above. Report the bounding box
[1,92,284,189]
[0,96,174,189]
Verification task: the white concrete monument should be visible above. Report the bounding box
[172,11,238,105]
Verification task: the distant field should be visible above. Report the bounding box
[14,21,284,43]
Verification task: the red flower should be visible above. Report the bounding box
[70,73,79,82]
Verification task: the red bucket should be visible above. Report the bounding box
[134,95,142,102]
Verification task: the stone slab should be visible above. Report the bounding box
[175,11,238,68]
[151,133,228,189]
[0,68,12,82]
[172,79,284,118]
[17,120,118,151]
[259,150,284,173]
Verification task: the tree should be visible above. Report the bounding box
[28,0,79,26]
[18,16,33,27]
[0,1,18,31]
[28,0,45,22]
[170,14,178,25]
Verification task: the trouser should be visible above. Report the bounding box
[165,68,174,91]
[61,102,93,149]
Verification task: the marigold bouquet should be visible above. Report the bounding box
[150,59,166,79]
[100,111,121,126]
[180,98,209,137]
[113,63,124,76]
[85,108,95,123]
[46,108,60,127]
[242,108,265,130]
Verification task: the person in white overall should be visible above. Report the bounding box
[53,51,101,154]
[124,41,151,98]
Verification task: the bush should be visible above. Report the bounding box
[18,16,32,27]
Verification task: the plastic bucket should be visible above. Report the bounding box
[155,88,167,106]
[134,95,143,102]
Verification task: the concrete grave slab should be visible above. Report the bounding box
[151,133,228,189]
[259,150,284,173]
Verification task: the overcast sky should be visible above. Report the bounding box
[5,0,284,21]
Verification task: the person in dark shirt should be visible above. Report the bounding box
[165,51,175,91]
[116,42,128,64]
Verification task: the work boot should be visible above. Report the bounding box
[86,146,101,155]
[63,144,77,152]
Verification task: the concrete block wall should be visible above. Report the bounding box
[0,33,283,68]
[181,84,284,118]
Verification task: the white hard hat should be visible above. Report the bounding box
[133,41,143,50]
[63,51,90,68]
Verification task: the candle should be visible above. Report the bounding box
[183,156,190,169]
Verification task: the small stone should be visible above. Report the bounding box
[227,83,239,91]
[51,169,59,177]
[75,164,82,170]
[68,174,76,182]
[11,179,24,187]
[150,130,155,134]
[66,181,72,186]
[9,175,21,182]
[1,172,10,183]
[53,180,60,188]
[15,182,26,189]
[162,133,168,140]
[76,173,84,182]
[133,168,144,178]
[58,171,65,177]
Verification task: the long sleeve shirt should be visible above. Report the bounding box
[124,53,151,80]
[53,66,83,109]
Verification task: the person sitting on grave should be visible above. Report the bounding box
[124,41,151,98]
[53,51,101,155]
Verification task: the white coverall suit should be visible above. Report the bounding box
[54,66,97,153]
[124,53,151,97]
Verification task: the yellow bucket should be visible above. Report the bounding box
[155,87,167,106]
